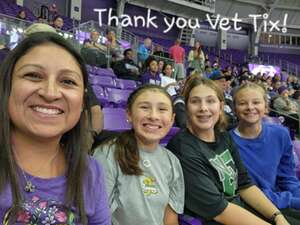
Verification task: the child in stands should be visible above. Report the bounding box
[230,82,300,223]
[161,63,178,97]
[93,84,184,225]
[167,77,290,225]
[141,57,161,85]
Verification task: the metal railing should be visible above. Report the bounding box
[69,20,176,68]
[0,13,80,50]
[178,0,215,10]
[206,44,299,76]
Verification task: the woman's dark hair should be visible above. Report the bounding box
[53,15,63,22]
[162,63,173,76]
[112,84,173,175]
[106,29,115,35]
[83,38,91,45]
[192,41,201,58]
[140,56,157,73]
[145,56,157,68]
[0,32,91,224]
[16,9,26,19]
[123,48,132,57]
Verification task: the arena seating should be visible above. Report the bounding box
[115,78,137,90]
[0,0,35,21]
[91,67,116,78]
[102,107,131,131]
[106,88,133,108]
[179,214,203,225]
[292,141,300,178]
[89,76,116,88]
[0,0,73,30]
[262,116,283,125]
[91,85,108,106]
[160,127,180,146]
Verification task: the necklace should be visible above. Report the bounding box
[14,146,60,193]
[22,171,36,193]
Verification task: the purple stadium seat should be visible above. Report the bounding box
[92,85,108,106]
[107,88,132,107]
[88,74,97,83]
[293,141,300,161]
[102,107,131,131]
[95,68,116,77]
[292,141,300,178]
[262,116,283,125]
[89,76,116,88]
[296,166,300,179]
[179,215,203,225]
[115,78,137,90]
[160,127,180,146]
[86,65,93,73]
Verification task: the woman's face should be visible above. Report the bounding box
[234,88,266,126]
[8,43,84,142]
[19,11,26,19]
[164,65,173,77]
[287,76,293,83]
[158,61,164,72]
[107,31,115,41]
[149,60,158,74]
[187,85,223,136]
[127,90,174,150]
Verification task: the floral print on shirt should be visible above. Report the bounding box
[3,195,77,225]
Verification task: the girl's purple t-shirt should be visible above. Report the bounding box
[0,157,111,225]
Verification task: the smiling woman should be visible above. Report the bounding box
[9,42,84,141]
[0,32,111,225]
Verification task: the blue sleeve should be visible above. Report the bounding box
[276,134,300,195]
[85,157,111,225]
[263,131,300,209]
[260,188,293,209]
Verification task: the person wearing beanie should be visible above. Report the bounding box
[278,86,289,96]
[210,70,237,129]
[273,85,299,134]
[274,86,298,114]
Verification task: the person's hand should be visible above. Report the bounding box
[275,214,290,225]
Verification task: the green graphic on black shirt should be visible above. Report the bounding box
[209,149,238,196]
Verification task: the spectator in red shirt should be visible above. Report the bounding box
[169,39,185,80]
